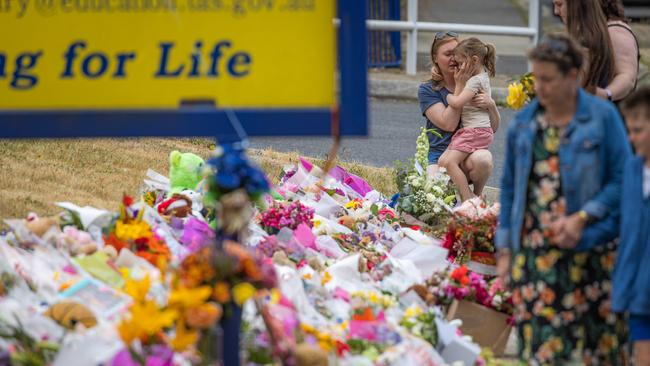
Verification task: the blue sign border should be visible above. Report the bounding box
[0,0,367,140]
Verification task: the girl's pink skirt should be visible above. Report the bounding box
[449,127,494,153]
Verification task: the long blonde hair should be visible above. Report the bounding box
[453,37,497,77]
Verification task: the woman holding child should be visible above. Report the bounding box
[496,34,630,364]
[418,31,499,199]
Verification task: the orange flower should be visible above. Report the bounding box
[601,252,615,271]
[352,307,375,321]
[512,288,522,305]
[185,303,222,329]
[104,233,129,252]
[573,289,586,305]
[548,156,559,174]
[450,266,470,285]
[224,241,251,261]
[212,282,231,303]
[243,259,262,281]
[523,285,536,302]
[541,288,556,305]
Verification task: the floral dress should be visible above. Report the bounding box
[510,114,626,365]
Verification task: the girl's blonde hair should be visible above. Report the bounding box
[453,37,497,77]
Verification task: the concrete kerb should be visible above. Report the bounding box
[369,74,509,104]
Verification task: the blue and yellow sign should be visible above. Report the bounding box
[0,0,336,109]
[0,0,367,138]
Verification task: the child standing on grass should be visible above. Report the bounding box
[439,37,496,202]
[613,86,650,366]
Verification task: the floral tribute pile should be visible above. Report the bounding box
[0,144,510,365]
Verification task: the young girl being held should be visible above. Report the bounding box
[439,37,497,201]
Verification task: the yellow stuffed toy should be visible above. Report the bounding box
[45,301,97,329]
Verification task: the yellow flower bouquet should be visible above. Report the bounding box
[506,73,535,110]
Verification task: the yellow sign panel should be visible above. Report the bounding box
[0,0,336,109]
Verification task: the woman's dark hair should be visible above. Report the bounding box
[566,0,615,89]
[528,33,583,75]
[600,0,626,22]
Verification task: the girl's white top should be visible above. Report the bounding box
[460,72,491,129]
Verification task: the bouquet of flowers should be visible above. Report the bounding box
[204,145,269,203]
[104,195,172,266]
[258,201,314,235]
[442,197,499,265]
[506,72,535,110]
[345,291,402,361]
[204,145,270,236]
[395,128,455,228]
[399,304,438,348]
[114,272,224,365]
[414,266,513,316]
[176,241,277,312]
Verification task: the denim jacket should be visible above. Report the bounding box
[612,156,650,315]
[496,89,631,252]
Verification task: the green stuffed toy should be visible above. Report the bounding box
[169,150,205,194]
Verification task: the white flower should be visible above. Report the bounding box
[492,295,503,307]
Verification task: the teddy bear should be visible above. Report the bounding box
[25,212,60,238]
[157,194,194,218]
[45,301,97,329]
[169,150,205,194]
[56,226,98,256]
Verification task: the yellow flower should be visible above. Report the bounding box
[570,266,582,283]
[522,74,535,95]
[573,253,588,265]
[321,271,332,286]
[368,291,379,304]
[117,300,178,344]
[301,323,316,334]
[548,336,563,352]
[535,251,561,273]
[338,320,349,332]
[269,288,281,305]
[123,275,151,302]
[507,82,527,110]
[313,220,321,228]
[170,320,199,351]
[168,286,212,309]
[344,199,362,210]
[541,307,556,321]
[523,324,533,342]
[115,220,152,241]
[544,127,560,153]
[515,253,525,267]
[512,266,522,282]
[232,282,256,306]
[598,334,617,353]
[403,304,423,318]
[143,191,156,207]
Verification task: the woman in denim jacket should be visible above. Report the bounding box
[496,34,631,364]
